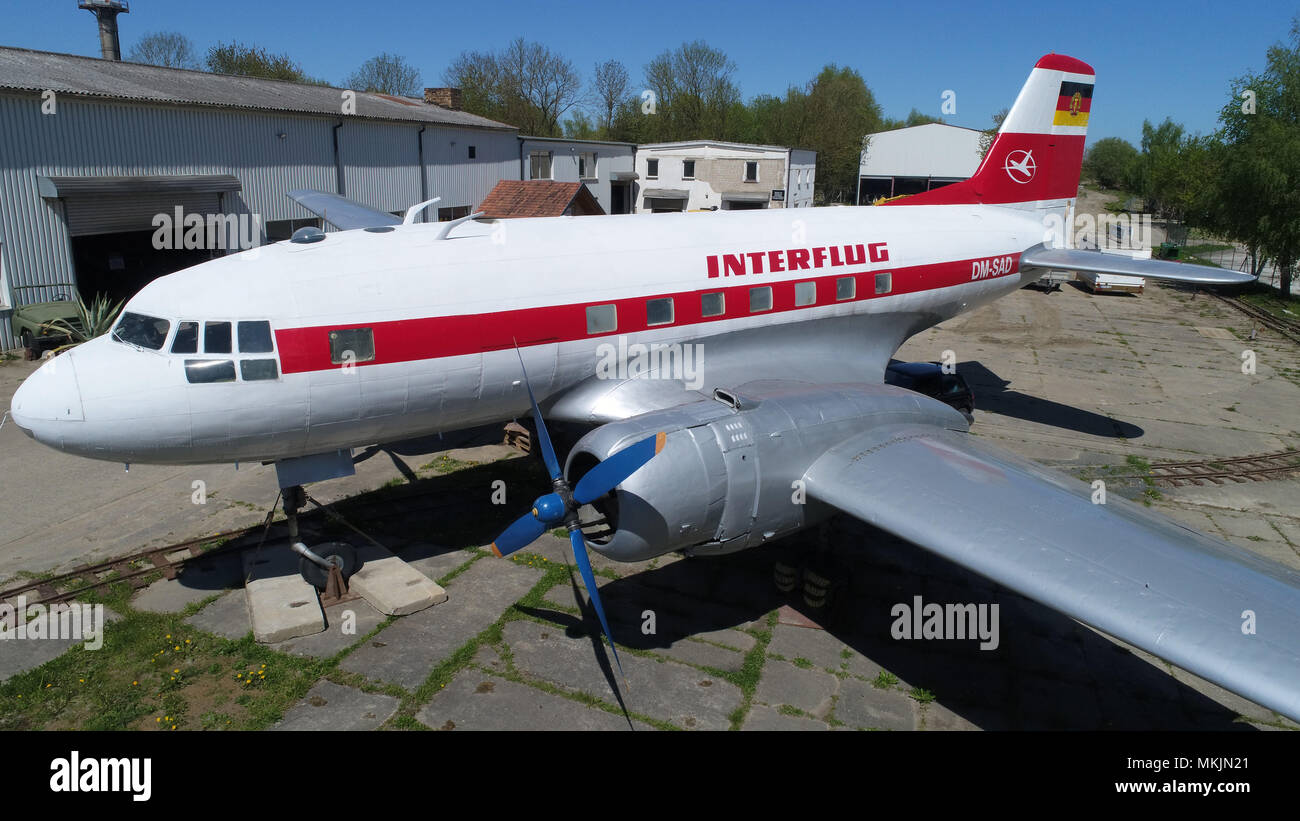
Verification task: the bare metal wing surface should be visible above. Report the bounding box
[802,424,1300,722]
[1019,245,1257,286]
[286,189,401,231]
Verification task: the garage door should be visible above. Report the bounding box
[63,192,224,237]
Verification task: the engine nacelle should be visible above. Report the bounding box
[564,383,968,562]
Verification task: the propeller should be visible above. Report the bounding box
[491,347,665,682]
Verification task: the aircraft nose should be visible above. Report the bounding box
[10,353,85,439]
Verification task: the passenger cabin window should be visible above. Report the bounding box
[204,321,232,354]
[240,359,279,381]
[794,281,816,306]
[586,304,617,334]
[185,359,235,384]
[875,272,892,295]
[238,320,273,353]
[112,313,170,350]
[836,276,856,301]
[329,328,375,364]
[749,286,773,313]
[646,297,674,326]
[171,321,199,353]
[701,292,724,317]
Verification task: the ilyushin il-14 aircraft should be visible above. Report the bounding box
[11,54,1300,720]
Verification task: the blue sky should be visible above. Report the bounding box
[6,0,1294,145]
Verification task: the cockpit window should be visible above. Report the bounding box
[171,321,199,354]
[112,313,170,350]
[238,321,273,353]
[204,322,232,354]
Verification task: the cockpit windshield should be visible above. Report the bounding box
[112,312,171,350]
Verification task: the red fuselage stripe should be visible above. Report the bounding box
[274,253,1021,374]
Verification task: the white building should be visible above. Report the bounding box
[634,141,816,213]
[519,136,638,214]
[857,123,984,203]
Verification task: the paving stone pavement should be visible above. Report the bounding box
[417,669,651,731]
[273,679,398,731]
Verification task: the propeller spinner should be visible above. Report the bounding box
[490,349,664,681]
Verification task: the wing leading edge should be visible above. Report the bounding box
[1020,246,1257,286]
[803,424,1300,722]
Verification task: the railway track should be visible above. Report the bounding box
[1207,291,1300,346]
[1121,450,1300,487]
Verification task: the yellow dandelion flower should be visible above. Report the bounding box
[185,639,191,644]
[133,681,138,686]
[156,717,161,723]
[173,669,179,674]
[171,725,176,730]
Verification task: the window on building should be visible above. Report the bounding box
[646,297,674,326]
[437,206,471,221]
[171,321,199,354]
[579,152,597,180]
[794,281,816,306]
[744,161,758,182]
[875,272,892,295]
[683,160,695,179]
[240,359,279,381]
[701,292,725,317]
[836,276,856,301]
[185,359,236,384]
[238,320,273,353]
[112,313,170,350]
[646,158,659,179]
[204,321,232,354]
[750,286,773,313]
[530,151,553,180]
[586,304,617,334]
[469,145,477,159]
[329,328,375,364]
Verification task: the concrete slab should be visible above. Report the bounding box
[185,589,250,640]
[741,704,830,731]
[347,542,447,616]
[399,543,475,584]
[767,623,852,672]
[417,670,649,731]
[132,552,242,614]
[340,558,542,691]
[271,599,385,658]
[242,547,324,643]
[273,679,399,731]
[0,606,120,682]
[502,619,742,730]
[834,679,919,730]
[754,660,839,717]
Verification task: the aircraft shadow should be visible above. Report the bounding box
[957,360,1145,439]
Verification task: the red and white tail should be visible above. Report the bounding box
[885,54,1094,212]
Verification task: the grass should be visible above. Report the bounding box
[873,671,899,690]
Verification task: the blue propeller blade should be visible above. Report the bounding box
[514,346,561,481]
[491,511,546,558]
[568,527,625,682]
[574,432,665,505]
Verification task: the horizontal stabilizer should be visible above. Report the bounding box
[1021,246,1256,286]
[287,189,401,231]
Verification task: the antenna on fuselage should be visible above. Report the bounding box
[403,197,442,225]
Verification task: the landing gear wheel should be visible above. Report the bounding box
[299,541,358,590]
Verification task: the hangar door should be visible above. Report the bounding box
[39,175,243,305]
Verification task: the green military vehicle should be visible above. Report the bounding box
[10,297,85,359]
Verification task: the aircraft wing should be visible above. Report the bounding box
[286,189,401,231]
[802,423,1300,722]
[1020,246,1257,286]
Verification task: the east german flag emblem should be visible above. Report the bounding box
[1054,80,1092,126]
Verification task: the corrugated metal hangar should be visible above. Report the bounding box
[0,46,519,350]
[857,123,983,202]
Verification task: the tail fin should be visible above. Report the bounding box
[884,54,1094,211]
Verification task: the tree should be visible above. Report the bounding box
[592,59,630,136]
[346,53,421,96]
[444,38,582,135]
[1083,137,1139,189]
[205,42,320,84]
[1208,16,1300,294]
[564,111,598,140]
[642,41,741,141]
[978,107,1008,161]
[127,31,199,69]
[904,108,944,126]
